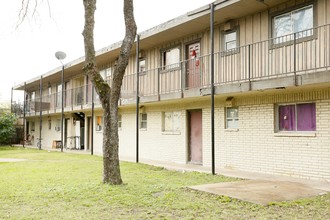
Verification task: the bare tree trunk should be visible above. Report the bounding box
[82,0,136,184]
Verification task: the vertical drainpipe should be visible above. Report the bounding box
[91,85,94,155]
[23,83,26,148]
[210,3,216,175]
[61,64,64,152]
[39,76,43,150]
[136,34,140,163]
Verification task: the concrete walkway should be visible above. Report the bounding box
[129,158,330,205]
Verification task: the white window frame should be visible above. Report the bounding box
[162,111,181,133]
[226,107,239,129]
[161,46,180,71]
[275,102,316,133]
[140,113,147,130]
[272,4,314,44]
[139,59,146,74]
[100,67,112,81]
[55,119,61,132]
[224,30,238,51]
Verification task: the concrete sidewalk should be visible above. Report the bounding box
[131,158,330,205]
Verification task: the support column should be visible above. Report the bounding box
[39,76,43,150]
[136,34,140,163]
[23,83,26,148]
[91,85,94,155]
[210,3,215,175]
[61,65,64,152]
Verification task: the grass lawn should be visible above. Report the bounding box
[0,147,329,219]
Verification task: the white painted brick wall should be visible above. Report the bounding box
[211,100,330,181]
[36,92,330,181]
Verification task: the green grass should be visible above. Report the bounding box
[0,146,329,219]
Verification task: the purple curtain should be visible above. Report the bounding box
[297,103,316,131]
[279,105,295,131]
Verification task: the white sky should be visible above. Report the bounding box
[0,0,213,103]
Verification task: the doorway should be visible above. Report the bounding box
[188,110,203,164]
[64,118,70,148]
[186,42,201,89]
[87,117,92,151]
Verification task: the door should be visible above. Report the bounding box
[188,110,203,164]
[186,42,201,89]
[64,118,69,148]
[87,117,92,151]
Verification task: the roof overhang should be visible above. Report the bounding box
[14,0,288,91]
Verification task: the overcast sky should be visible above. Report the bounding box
[0,0,213,103]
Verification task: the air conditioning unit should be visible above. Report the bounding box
[226,97,235,107]
[224,20,235,32]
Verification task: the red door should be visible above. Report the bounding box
[188,110,203,164]
[186,42,201,89]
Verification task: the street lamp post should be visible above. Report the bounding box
[55,51,66,152]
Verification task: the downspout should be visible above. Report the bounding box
[23,82,26,148]
[210,3,216,175]
[136,34,140,163]
[39,76,43,150]
[91,85,94,155]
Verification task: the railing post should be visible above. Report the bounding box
[248,44,252,91]
[294,32,298,86]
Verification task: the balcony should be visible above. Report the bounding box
[16,24,330,116]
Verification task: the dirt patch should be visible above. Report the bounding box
[190,180,326,205]
[0,158,27,162]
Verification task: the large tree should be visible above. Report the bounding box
[19,0,137,184]
[83,0,137,184]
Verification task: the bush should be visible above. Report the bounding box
[0,113,16,145]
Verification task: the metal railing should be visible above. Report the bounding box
[14,24,330,116]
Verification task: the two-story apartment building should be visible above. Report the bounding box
[13,0,330,181]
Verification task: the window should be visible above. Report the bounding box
[48,86,52,97]
[161,47,180,70]
[224,31,237,50]
[55,119,61,131]
[118,114,122,129]
[56,84,62,107]
[226,107,239,129]
[139,59,146,73]
[96,116,103,131]
[277,103,316,132]
[140,113,147,129]
[100,67,112,81]
[48,120,51,130]
[31,91,35,100]
[163,111,181,132]
[273,5,313,44]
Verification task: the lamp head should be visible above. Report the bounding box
[55,51,66,60]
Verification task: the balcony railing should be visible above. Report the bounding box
[15,24,330,116]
